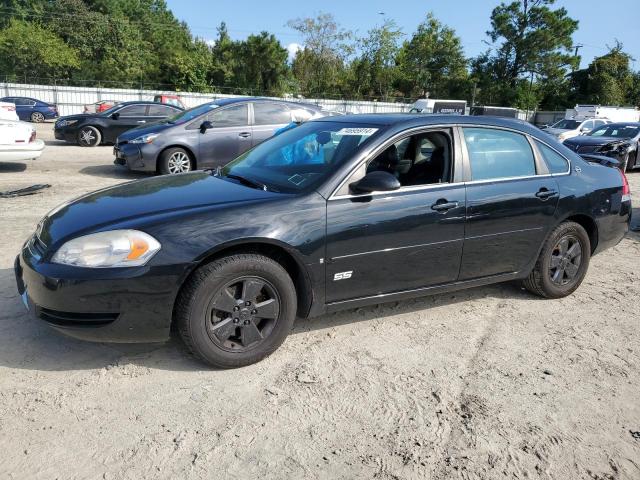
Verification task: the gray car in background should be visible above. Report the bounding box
[114,97,325,174]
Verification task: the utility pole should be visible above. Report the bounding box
[573,44,584,71]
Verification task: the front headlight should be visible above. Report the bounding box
[129,133,160,144]
[57,119,78,128]
[51,230,161,268]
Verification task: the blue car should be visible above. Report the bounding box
[0,96,59,123]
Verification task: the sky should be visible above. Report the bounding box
[165,0,639,69]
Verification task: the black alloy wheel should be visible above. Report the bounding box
[176,253,297,368]
[523,221,590,299]
[205,276,280,352]
[548,235,582,286]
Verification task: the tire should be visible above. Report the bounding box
[77,126,101,147]
[30,111,45,123]
[176,254,297,368]
[523,221,590,299]
[159,147,192,175]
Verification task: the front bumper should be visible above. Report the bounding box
[14,240,184,343]
[113,143,157,172]
[54,126,77,143]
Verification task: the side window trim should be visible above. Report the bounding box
[330,126,459,199]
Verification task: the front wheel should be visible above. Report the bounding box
[523,221,591,299]
[159,147,192,175]
[77,126,101,147]
[176,254,297,368]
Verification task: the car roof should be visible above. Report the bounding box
[311,113,543,135]
[211,97,322,110]
[600,122,640,128]
[116,101,178,107]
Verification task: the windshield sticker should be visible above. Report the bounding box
[336,128,378,136]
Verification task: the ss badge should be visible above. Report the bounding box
[333,271,353,281]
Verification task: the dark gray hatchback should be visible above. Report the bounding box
[114,97,325,174]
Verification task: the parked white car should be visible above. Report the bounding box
[0,101,19,121]
[544,118,611,141]
[0,119,45,161]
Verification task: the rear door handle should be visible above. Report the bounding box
[431,200,459,212]
[137,120,146,123]
[535,188,558,200]
[238,132,251,138]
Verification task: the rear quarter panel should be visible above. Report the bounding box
[555,157,630,254]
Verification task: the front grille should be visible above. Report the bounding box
[38,307,119,327]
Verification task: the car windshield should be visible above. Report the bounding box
[551,119,580,130]
[588,125,640,138]
[166,102,220,125]
[221,121,383,194]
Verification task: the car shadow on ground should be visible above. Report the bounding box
[79,164,148,180]
[0,266,531,373]
[0,162,27,173]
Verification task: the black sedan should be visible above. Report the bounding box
[16,115,631,368]
[54,101,183,147]
[563,122,640,171]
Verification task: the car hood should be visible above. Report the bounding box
[563,136,628,147]
[117,122,175,141]
[38,172,282,247]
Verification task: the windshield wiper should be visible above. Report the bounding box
[225,173,269,191]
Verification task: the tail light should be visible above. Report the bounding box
[29,130,36,143]
[620,168,631,202]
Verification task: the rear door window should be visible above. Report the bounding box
[148,104,176,117]
[253,103,292,125]
[207,103,248,127]
[463,128,536,181]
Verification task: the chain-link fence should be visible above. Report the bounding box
[0,78,414,117]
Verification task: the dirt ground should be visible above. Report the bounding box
[0,123,639,480]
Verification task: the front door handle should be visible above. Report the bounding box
[137,120,146,123]
[535,188,558,200]
[238,132,252,138]
[431,200,459,212]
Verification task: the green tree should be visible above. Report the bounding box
[473,0,578,108]
[233,32,289,95]
[395,13,468,100]
[287,12,353,96]
[570,43,636,106]
[210,22,238,90]
[0,19,80,79]
[352,19,403,100]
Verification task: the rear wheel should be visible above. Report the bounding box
[159,147,192,175]
[77,126,101,147]
[523,221,590,298]
[176,254,297,368]
[30,111,45,123]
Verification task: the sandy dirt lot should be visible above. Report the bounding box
[0,123,639,480]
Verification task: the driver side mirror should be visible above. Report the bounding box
[580,126,591,134]
[349,171,401,194]
[200,120,213,133]
[110,112,120,120]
